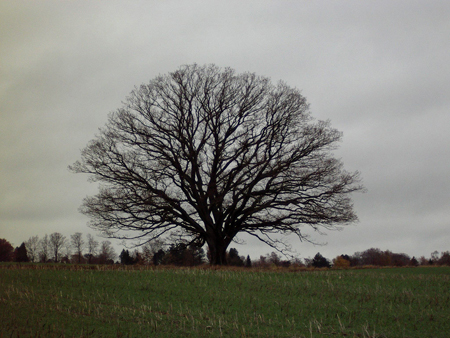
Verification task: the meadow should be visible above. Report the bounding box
[1,264,449,337]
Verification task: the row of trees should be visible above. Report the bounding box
[242,249,450,269]
[119,240,251,267]
[331,248,450,268]
[2,235,449,268]
[118,241,205,266]
[0,234,116,264]
[303,249,450,268]
[0,234,250,267]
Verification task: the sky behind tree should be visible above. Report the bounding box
[1,1,449,261]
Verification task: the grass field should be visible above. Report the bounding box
[1,264,449,337]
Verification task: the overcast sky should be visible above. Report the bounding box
[1,1,449,261]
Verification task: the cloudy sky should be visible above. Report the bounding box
[1,1,449,261]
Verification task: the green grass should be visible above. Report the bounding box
[1,264,449,337]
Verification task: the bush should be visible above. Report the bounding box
[333,255,350,268]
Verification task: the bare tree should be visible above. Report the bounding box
[86,233,98,264]
[49,232,66,263]
[62,240,72,263]
[141,238,165,265]
[70,232,85,263]
[25,236,40,263]
[71,64,364,265]
[39,234,50,262]
[98,241,116,264]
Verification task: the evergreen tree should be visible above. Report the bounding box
[227,248,244,266]
[163,243,186,266]
[245,255,252,268]
[119,249,134,265]
[312,252,331,268]
[14,242,29,262]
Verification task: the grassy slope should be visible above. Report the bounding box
[1,264,449,337]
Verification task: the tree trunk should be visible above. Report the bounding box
[207,238,229,265]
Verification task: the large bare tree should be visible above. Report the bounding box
[71,64,363,265]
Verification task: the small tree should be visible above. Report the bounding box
[141,238,165,265]
[141,242,153,264]
[312,252,331,268]
[49,232,66,263]
[410,256,419,267]
[14,242,29,262]
[431,251,440,264]
[290,257,305,267]
[98,241,116,264]
[86,234,99,264]
[227,248,244,266]
[418,256,429,266]
[119,249,134,265]
[359,248,391,266]
[438,251,450,266]
[245,255,252,268]
[162,243,187,266]
[25,236,40,262]
[61,240,72,263]
[160,242,204,266]
[189,245,205,266]
[153,249,165,265]
[268,252,281,266]
[332,255,350,268]
[70,232,85,264]
[390,252,410,267]
[257,255,269,268]
[39,234,50,262]
[132,250,145,265]
[0,238,14,262]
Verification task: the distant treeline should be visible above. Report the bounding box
[1,234,449,268]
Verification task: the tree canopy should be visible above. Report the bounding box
[70,64,363,265]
